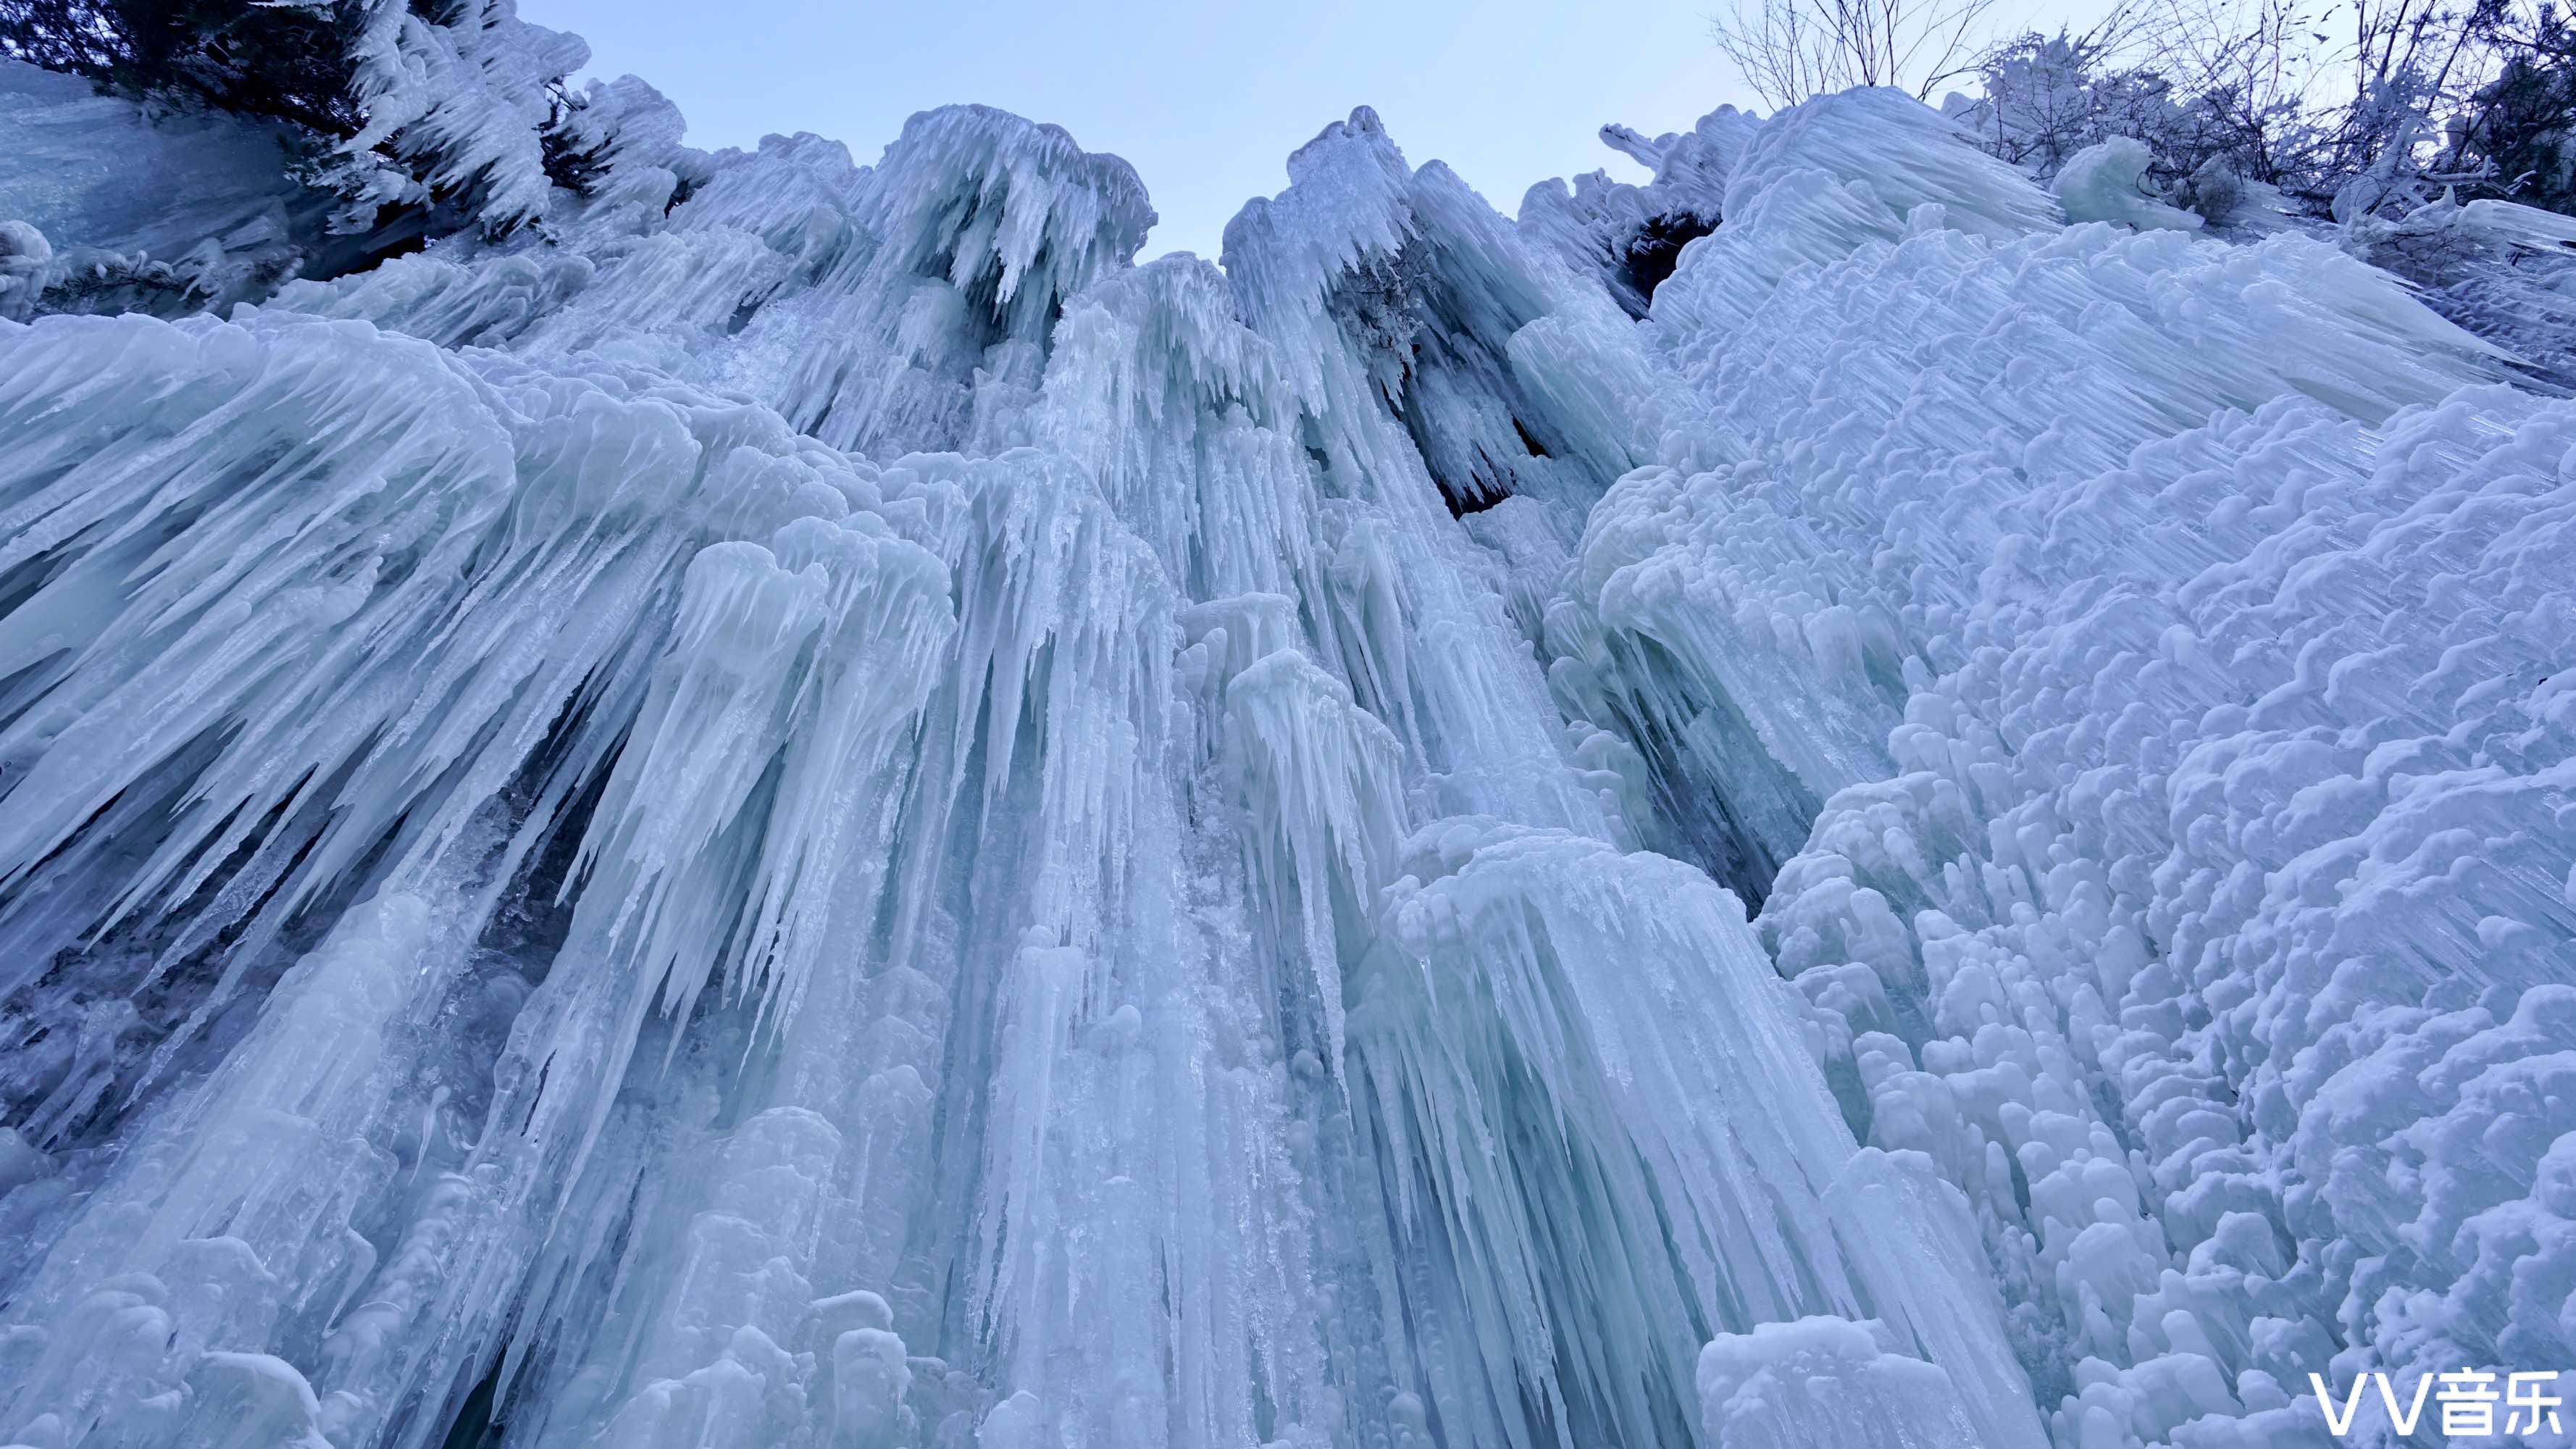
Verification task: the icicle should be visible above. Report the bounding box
[6,46,2573,1449]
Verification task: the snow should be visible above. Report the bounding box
[1697,1316,1986,1448]
[2,33,2574,1449]
[2052,138,2204,233]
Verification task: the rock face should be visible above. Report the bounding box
[0,39,2569,1449]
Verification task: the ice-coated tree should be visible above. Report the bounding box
[0,0,595,237]
[0,0,365,135]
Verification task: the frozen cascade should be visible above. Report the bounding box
[0,30,2569,1449]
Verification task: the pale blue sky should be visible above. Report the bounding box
[522,1,1766,260]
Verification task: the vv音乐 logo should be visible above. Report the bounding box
[2309,1370,2564,1439]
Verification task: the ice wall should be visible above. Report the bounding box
[0,48,2569,1449]
[1542,88,2576,1448]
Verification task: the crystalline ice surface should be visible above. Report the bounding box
[1,43,2572,1449]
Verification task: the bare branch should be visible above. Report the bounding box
[1709,0,2007,105]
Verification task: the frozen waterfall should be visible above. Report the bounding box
[2,28,2573,1449]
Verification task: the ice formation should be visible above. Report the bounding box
[1,22,2572,1448]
